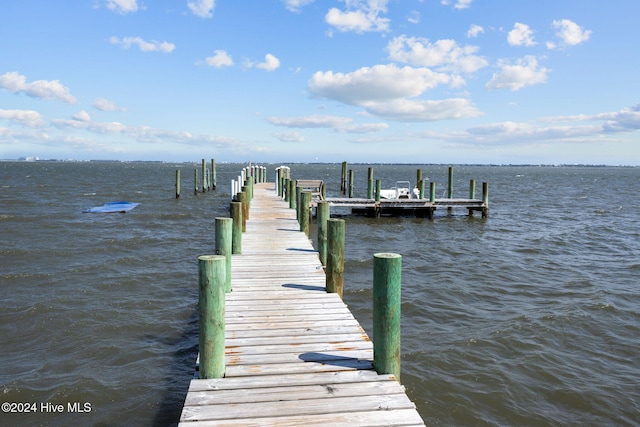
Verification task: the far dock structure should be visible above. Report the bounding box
[179,178,425,425]
[327,166,489,219]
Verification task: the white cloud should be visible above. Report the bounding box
[269,115,352,128]
[308,64,481,122]
[256,54,281,72]
[507,23,536,47]
[361,98,481,122]
[105,0,138,14]
[309,64,453,105]
[281,0,315,13]
[273,131,305,142]
[268,114,388,133]
[0,109,45,128]
[50,117,243,148]
[0,71,77,104]
[441,0,473,9]
[552,19,591,47]
[387,35,488,74]
[421,105,640,147]
[110,36,175,53]
[205,50,234,68]
[73,111,91,122]
[467,24,484,38]
[543,104,640,133]
[93,98,126,112]
[341,122,389,133]
[486,56,549,91]
[325,0,390,33]
[188,0,216,18]
[407,10,420,24]
[52,118,127,134]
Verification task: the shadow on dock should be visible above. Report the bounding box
[282,283,325,291]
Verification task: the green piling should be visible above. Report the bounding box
[237,191,247,232]
[326,219,345,298]
[230,202,242,254]
[300,191,311,236]
[198,254,226,379]
[215,217,232,293]
[373,252,402,382]
[317,201,329,266]
[289,179,297,210]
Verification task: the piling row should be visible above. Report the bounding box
[180,168,424,425]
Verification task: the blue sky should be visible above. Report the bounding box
[1,0,639,164]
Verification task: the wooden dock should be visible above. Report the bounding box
[179,182,425,426]
[324,197,487,217]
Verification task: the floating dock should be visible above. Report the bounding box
[179,182,425,426]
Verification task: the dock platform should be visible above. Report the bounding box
[323,197,487,217]
[179,182,425,426]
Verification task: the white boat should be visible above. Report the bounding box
[379,181,421,199]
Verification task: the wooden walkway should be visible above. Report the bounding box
[179,182,425,426]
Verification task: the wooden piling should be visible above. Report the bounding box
[237,191,247,232]
[175,169,180,199]
[341,161,348,195]
[375,179,381,202]
[348,169,354,198]
[326,218,345,298]
[202,159,207,192]
[198,254,226,379]
[284,178,290,202]
[482,182,489,218]
[373,252,402,382]
[289,179,297,210]
[416,169,422,190]
[367,167,374,199]
[215,217,233,293]
[447,166,453,199]
[277,168,283,197]
[230,202,242,254]
[296,185,302,221]
[194,168,198,195]
[300,191,311,236]
[317,201,329,266]
[211,159,216,190]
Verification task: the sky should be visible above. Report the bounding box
[1,0,639,164]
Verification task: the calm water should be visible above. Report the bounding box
[1,161,639,426]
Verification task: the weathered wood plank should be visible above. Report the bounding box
[181,393,416,422]
[185,379,407,405]
[178,409,425,427]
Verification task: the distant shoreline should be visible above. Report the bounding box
[1,158,637,167]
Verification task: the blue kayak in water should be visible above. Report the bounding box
[83,201,140,213]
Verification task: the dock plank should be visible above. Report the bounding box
[179,181,425,426]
